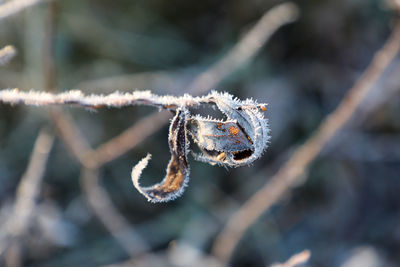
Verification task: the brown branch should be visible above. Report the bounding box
[187,2,299,94]
[49,108,93,165]
[90,111,171,167]
[211,19,400,263]
[3,128,54,267]
[47,107,150,256]
[50,114,151,255]
[80,167,149,255]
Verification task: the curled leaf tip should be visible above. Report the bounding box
[131,108,190,203]
[131,153,152,200]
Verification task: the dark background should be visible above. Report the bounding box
[1,0,399,266]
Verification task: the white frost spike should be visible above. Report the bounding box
[131,153,152,199]
[131,108,190,203]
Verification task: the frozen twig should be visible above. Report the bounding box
[211,19,400,263]
[270,250,311,267]
[0,88,208,108]
[0,45,16,66]
[0,0,45,20]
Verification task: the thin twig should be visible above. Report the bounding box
[211,19,400,263]
[0,45,16,66]
[187,2,299,93]
[270,250,311,267]
[2,128,54,267]
[8,129,54,236]
[0,0,45,20]
[0,88,212,109]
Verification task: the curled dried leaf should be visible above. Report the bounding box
[131,108,190,202]
[189,91,270,167]
[131,91,270,202]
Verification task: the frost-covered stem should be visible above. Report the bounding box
[0,88,216,109]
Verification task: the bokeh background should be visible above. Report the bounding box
[1,0,400,266]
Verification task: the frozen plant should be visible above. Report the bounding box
[0,89,270,202]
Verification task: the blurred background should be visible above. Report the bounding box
[1,0,400,266]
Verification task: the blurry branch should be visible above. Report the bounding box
[39,1,150,258]
[211,19,400,263]
[270,250,311,267]
[51,112,151,256]
[81,168,150,255]
[8,129,54,237]
[76,2,298,95]
[90,111,171,167]
[356,61,400,123]
[84,1,299,166]
[49,108,93,165]
[387,0,400,13]
[2,128,54,267]
[187,2,299,93]
[0,45,16,66]
[0,0,45,20]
